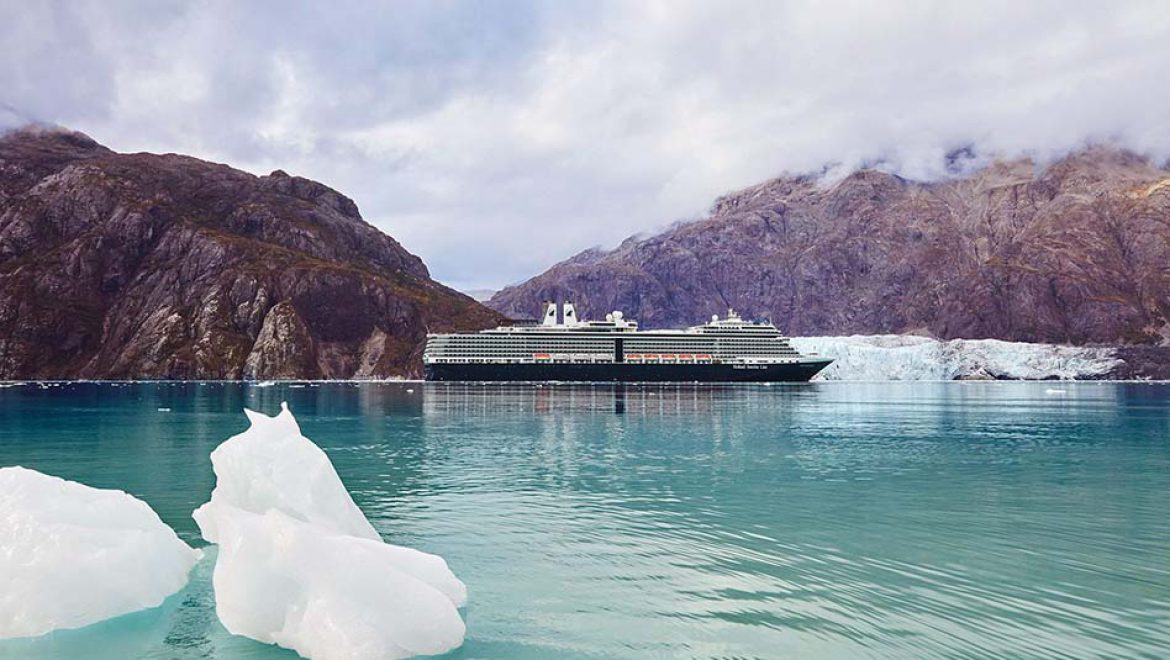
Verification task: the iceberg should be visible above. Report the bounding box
[194,403,466,660]
[790,335,1122,381]
[0,466,200,640]
[194,403,380,543]
[208,507,466,660]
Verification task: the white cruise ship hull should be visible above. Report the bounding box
[424,359,832,383]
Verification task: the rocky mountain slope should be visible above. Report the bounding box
[491,147,1170,351]
[0,126,503,379]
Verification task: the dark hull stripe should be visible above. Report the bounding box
[424,360,832,383]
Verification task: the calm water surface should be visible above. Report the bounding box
[0,382,1168,658]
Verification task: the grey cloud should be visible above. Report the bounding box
[2,0,1169,289]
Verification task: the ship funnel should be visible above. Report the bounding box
[541,300,558,326]
[562,301,579,326]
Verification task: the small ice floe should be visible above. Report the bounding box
[193,403,466,660]
[0,467,200,640]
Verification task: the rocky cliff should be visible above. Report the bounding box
[0,126,503,379]
[490,147,1170,349]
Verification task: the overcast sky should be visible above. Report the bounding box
[3,1,1170,290]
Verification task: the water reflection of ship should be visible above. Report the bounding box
[421,383,822,416]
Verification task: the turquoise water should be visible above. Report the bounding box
[1,381,1168,658]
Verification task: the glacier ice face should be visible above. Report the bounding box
[0,466,200,640]
[791,335,1123,381]
[193,402,379,543]
[195,403,467,660]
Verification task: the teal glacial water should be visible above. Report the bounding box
[1,382,1169,658]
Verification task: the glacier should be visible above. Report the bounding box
[790,335,1123,381]
[0,466,200,640]
[193,402,466,660]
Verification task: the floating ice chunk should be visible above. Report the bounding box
[209,507,466,660]
[195,403,467,659]
[193,402,379,542]
[0,467,200,640]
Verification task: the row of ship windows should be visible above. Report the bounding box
[434,336,784,340]
[426,358,733,363]
[433,342,614,348]
[432,351,800,356]
[432,344,792,350]
[433,346,798,350]
[430,334,786,339]
[430,343,798,351]
[431,348,790,351]
[439,339,774,346]
[433,335,787,341]
[435,333,783,342]
[435,346,800,351]
[428,347,803,351]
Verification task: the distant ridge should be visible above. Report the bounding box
[490,147,1170,348]
[0,126,503,379]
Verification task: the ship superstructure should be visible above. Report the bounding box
[423,302,832,382]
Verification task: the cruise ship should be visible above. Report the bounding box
[423,302,832,382]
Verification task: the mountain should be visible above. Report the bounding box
[490,147,1170,348]
[0,126,503,380]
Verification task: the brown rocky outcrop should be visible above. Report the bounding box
[491,147,1170,350]
[0,126,503,379]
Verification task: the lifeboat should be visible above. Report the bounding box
[533,353,551,360]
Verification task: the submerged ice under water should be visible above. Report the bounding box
[0,381,1167,659]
